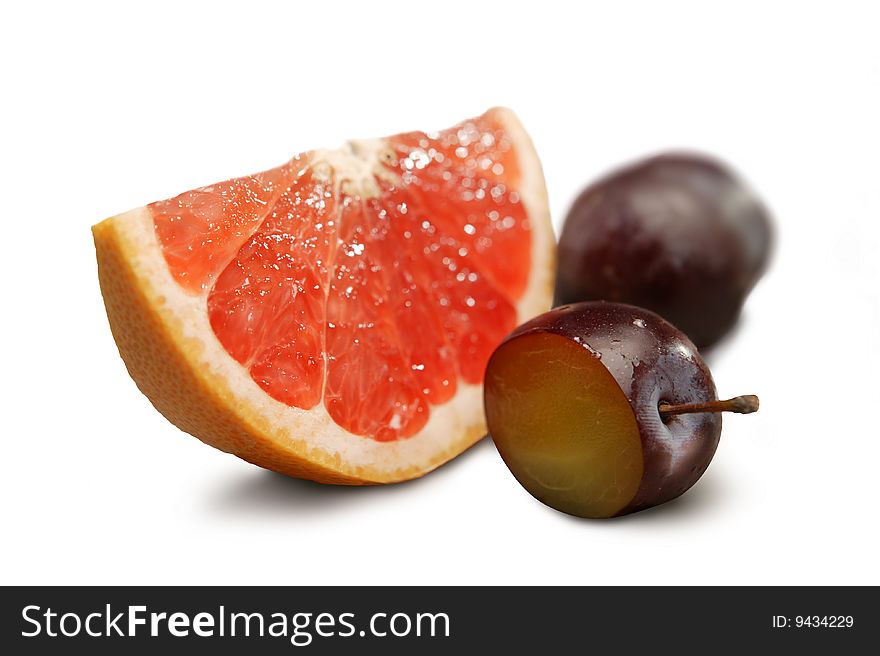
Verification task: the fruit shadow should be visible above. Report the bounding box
[206,437,494,519]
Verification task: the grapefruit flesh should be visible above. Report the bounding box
[94,108,554,483]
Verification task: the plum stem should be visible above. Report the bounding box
[659,395,759,419]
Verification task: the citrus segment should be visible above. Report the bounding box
[387,120,529,300]
[94,108,554,483]
[154,113,531,441]
[151,161,294,293]
[207,167,336,410]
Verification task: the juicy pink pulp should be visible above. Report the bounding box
[150,113,532,441]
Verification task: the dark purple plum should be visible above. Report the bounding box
[484,301,758,518]
[555,153,773,348]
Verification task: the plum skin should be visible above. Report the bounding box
[487,301,722,517]
[555,153,773,349]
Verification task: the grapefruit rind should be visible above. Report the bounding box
[93,107,553,484]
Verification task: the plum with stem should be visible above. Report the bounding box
[484,301,758,518]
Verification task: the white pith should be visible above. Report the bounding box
[311,138,401,199]
[112,108,553,477]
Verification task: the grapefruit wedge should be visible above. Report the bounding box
[94,108,554,484]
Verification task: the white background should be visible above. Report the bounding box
[2,1,878,586]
